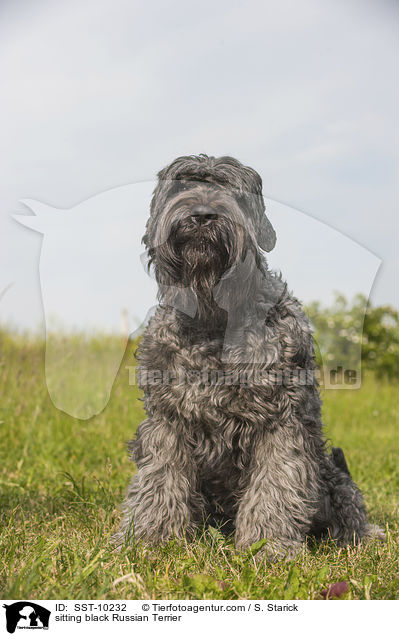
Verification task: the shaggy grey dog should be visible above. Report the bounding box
[118,154,383,559]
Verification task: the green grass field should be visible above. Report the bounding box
[0,331,398,600]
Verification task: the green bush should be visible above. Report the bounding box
[306,294,399,380]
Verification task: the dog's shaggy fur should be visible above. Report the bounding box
[118,154,383,558]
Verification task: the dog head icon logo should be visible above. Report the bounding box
[3,602,51,634]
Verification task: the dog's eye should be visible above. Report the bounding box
[178,182,191,191]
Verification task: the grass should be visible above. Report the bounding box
[0,329,398,600]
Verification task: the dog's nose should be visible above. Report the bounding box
[190,205,218,226]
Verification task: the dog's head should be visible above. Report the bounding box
[143,155,276,314]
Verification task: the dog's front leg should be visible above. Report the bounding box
[119,418,205,544]
[235,425,319,560]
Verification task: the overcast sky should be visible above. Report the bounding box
[1,0,398,333]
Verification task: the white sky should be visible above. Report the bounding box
[1,0,398,333]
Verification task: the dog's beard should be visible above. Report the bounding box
[180,224,232,285]
[153,217,242,320]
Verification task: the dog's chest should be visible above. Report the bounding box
[164,339,236,415]
[141,325,277,427]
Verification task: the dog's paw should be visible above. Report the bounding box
[243,537,304,562]
[364,523,386,542]
[259,542,303,563]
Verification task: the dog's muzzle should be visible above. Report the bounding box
[190,204,219,227]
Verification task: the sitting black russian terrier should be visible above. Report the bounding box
[117,154,384,558]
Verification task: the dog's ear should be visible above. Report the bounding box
[258,214,276,252]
